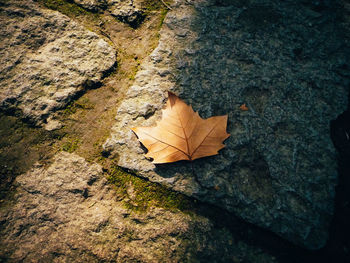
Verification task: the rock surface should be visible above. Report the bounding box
[0,0,116,125]
[103,0,350,249]
[72,0,108,11]
[72,0,145,27]
[109,0,145,28]
[0,152,276,262]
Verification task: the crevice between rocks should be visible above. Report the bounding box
[328,86,350,262]
[105,162,347,261]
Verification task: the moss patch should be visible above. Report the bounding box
[107,165,194,212]
[142,0,170,32]
[36,0,102,35]
[158,8,168,28]
[37,0,98,19]
[61,138,80,153]
[142,0,171,12]
[63,97,95,115]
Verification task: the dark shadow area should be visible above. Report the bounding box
[193,185,350,263]
[328,89,350,263]
[165,0,350,260]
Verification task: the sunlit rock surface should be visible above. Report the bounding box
[109,0,145,28]
[0,0,116,125]
[103,0,349,249]
[72,0,145,27]
[0,152,277,262]
[72,0,108,11]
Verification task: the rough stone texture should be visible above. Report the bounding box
[44,116,63,131]
[109,0,145,28]
[0,0,116,125]
[72,0,145,27]
[72,0,108,11]
[0,152,277,262]
[103,0,350,249]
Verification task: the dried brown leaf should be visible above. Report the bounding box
[132,92,230,164]
[239,103,249,111]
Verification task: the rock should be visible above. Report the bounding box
[72,0,145,26]
[109,0,145,28]
[72,0,108,11]
[0,0,116,125]
[103,0,349,249]
[44,117,63,131]
[0,152,277,262]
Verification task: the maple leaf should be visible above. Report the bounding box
[131,92,230,164]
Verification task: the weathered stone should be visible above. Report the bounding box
[44,117,63,131]
[0,0,116,125]
[72,0,145,26]
[72,0,108,11]
[0,152,277,262]
[103,0,349,249]
[109,0,145,28]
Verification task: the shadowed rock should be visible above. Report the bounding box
[103,0,349,249]
[109,0,145,28]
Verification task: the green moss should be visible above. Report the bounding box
[61,138,80,153]
[158,8,168,29]
[128,64,140,80]
[75,97,94,109]
[63,97,94,115]
[142,0,171,31]
[37,0,100,21]
[142,0,171,12]
[107,165,193,212]
[63,102,76,115]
